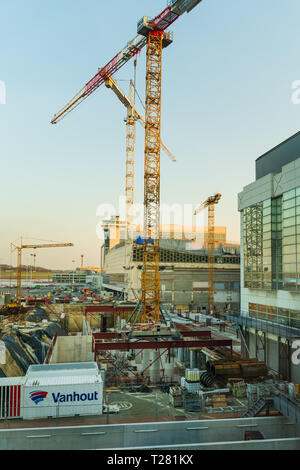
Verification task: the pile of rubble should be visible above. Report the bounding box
[0,306,66,377]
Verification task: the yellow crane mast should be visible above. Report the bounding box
[194,194,222,315]
[105,74,176,304]
[141,31,165,324]
[10,239,74,304]
[50,0,204,325]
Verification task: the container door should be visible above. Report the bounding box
[0,386,9,419]
[9,385,21,418]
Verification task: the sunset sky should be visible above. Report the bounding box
[1,0,300,269]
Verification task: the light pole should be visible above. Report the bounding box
[30,254,34,283]
[72,260,75,291]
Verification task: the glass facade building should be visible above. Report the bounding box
[236,133,300,382]
[243,187,300,293]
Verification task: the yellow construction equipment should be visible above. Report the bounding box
[194,194,222,315]
[50,0,204,325]
[10,239,74,304]
[140,31,165,324]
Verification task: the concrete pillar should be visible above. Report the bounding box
[162,350,174,381]
[177,348,184,363]
[190,349,196,369]
[135,350,142,365]
[150,350,161,383]
[171,280,175,306]
[142,349,151,377]
[184,348,189,364]
[199,352,205,369]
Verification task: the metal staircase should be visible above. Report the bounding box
[242,398,272,418]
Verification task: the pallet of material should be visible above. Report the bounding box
[212,402,227,408]
[169,396,183,407]
[211,394,227,407]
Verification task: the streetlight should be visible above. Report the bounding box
[30,254,34,283]
[72,260,75,290]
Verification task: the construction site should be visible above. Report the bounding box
[1,0,300,452]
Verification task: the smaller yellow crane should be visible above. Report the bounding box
[194,194,222,315]
[10,239,74,304]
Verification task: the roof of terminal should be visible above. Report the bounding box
[256,130,300,180]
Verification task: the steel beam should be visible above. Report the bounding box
[85,305,136,314]
[93,330,211,341]
[93,338,232,352]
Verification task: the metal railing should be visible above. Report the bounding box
[227,313,300,339]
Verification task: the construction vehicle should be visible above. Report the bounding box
[51,0,204,325]
[10,239,73,304]
[194,194,222,315]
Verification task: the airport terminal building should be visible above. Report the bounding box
[231,131,300,383]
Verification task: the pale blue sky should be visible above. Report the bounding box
[1,0,300,269]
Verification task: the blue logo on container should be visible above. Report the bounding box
[29,391,48,404]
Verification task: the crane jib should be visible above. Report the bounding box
[51,0,203,123]
[84,36,146,97]
[151,8,179,30]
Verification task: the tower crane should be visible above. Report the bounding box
[10,239,74,304]
[105,75,176,302]
[105,75,176,229]
[51,0,204,325]
[51,1,203,125]
[194,193,222,315]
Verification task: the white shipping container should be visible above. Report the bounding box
[22,362,103,420]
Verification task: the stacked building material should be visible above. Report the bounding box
[185,368,200,382]
[0,307,66,377]
[169,386,183,407]
[211,394,227,408]
[207,358,267,379]
[182,390,203,412]
[181,376,201,393]
[232,380,247,398]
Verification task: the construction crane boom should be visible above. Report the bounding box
[194,194,222,215]
[11,240,74,304]
[18,243,73,249]
[50,0,202,124]
[105,76,176,162]
[49,0,204,325]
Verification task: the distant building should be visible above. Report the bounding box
[101,221,240,311]
[53,270,101,287]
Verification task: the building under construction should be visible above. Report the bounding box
[101,220,240,312]
[2,0,300,452]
